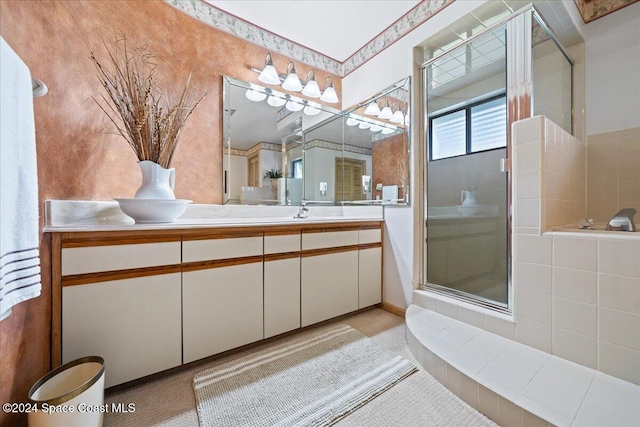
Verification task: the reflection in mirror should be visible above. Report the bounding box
[222,76,410,206]
[341,77,411,205]
[222,76,340,205]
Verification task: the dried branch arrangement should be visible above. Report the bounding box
[90,36,205,168]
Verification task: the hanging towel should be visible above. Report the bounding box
[0,37,41,321]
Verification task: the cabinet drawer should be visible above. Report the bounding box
[62,242,181,275]
[264,234,300,254]
[359,228,381,244]
[302,230,358,251]
[183,236,262,262]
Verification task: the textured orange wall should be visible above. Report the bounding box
[372,133,409,201]
[0,1,340,426]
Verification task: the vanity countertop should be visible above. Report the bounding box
[43,200,384,233]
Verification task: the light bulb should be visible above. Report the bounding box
[381,126,396,135]
[304,102,321,115]
[358,120,371,129]
[378,100,393,120]
[267,95,286,107]
[282,63,303,92]
[370,124,383,132]
[257,53,281,85]
[285,97,304,112]
[364,101,380,116]
[391,109,404,123]
[320,83,339,103]
[245,89,267,102]
[346,116,359,126]
[301,71,321,98]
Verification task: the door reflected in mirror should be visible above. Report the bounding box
[222,76,410,206]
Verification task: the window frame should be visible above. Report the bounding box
[428,93,507,161]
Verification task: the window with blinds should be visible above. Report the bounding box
[429,95,506,160]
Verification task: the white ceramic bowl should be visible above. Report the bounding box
[114,199,192,223]
[456,204,483,216]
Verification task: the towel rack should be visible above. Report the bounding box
[32,78,47,98]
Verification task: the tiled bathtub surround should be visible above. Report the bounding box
[586,126,640,223]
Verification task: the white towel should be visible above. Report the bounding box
[0,37,41,321]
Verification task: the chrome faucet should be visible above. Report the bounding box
[606,208,636,232]
[294,201,309,219]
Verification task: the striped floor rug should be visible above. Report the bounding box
[193,324,417,427]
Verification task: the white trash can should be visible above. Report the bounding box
[28,356,105,427]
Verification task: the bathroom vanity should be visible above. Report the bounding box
[46,204,383,388]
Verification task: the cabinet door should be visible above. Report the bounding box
[301,251,358,327]
[62,273,182,388]
[264,257,301,338]
[359,247,382,308]
[183,262,263,364]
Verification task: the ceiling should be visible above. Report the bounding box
[206,0,420,62]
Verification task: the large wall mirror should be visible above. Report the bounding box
[222,76,410,206]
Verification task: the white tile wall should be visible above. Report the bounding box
[511,118,640,385]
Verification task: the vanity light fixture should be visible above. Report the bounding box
[364,100,380,116]
[301,70,321,98]
[378,99,393,120]
[252,53,340,103]
[320,77,339,103]
[257,53,281,85]
[304,101,321,116]
[390,103,405,123]
[282,62,303,92]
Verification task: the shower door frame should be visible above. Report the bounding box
[418,5,574,314]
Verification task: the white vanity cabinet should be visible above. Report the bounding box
[181,233,264,364]
[51,221,383,387]
[263,232,301,338]
[301,229,360,327]
[59,238,182,388]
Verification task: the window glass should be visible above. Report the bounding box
[471,97,506,152]
[431,109,466,160]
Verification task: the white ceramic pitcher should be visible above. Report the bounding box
[461,189,478,206]
[134,160,176,199]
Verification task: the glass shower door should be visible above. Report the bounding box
[424,24,509,307]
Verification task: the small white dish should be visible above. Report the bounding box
[114,199,192,224]
[456,204,483,216]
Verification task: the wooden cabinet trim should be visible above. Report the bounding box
[182,255,264,272]
[264,252,301,262]
[62,264,182,287]
[62,234,181,248]
[301,245,360,258]
[264,229,301,236]
[359,242,382,250]
[183,230,264,241]
[51,233,62,368]
[358,224,383,230]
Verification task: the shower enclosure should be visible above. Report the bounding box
[421,5,573,311]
